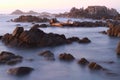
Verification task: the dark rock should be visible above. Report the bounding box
[12,27,24,38]
[0,51,23,65]
[39,50,55,60]
[0,36,3,40]
[99,31,107,34]
[59,53,75,61]
[13,15,49,22]
[2,27,68,48]
[78,58,89,65]
[79,37,91,43]
[116,41,120,55]
[32,24,48,29]
[7,67,34,76]
[67,37,80,42]
[88,62,103,70]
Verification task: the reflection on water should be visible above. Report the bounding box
[0,15,120,80]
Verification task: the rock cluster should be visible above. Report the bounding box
[12,15,49,22]
[0,51,23,65]
[50,18,106,27]
[1,27,91,48]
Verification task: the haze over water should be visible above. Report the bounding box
[0,0,119,14]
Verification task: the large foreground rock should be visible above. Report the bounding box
[7,67,34,76]
[2,27,91,48]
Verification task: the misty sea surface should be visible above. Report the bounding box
[0,14,120,80]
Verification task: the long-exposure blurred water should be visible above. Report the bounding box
[0,14,120,80]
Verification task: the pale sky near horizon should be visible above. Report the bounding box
[0,0,119,14]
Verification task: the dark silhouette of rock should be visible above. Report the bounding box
[0,36,3,40]
[79,37,91,43]
[78,58,89,65]
[88,62,103,70]
[0,51,23,65]
[39,50,55,60]
[59,53,75,61]
[56,6,119,19]
[12,15,49,22]
[32,24,48,28]
[2,27,68,48]
[67,37,80,42]
[116,41,120,55]
[49,18,106,27]
[7,67,34,76]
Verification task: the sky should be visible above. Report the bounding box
[0,0,119,14]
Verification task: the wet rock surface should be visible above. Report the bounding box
[39,50,55,60]
[7,67,34,76]
[88,62,103,70]
[12,15,49,22]
[59,53,75,61]
[78,58,89,65]
[2,27,91,48]
[0,51,23,65]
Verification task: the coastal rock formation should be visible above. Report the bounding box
[59,53,75,61]
[2,27,91,48]
[49,18,106,27]
[78,58,89,65]
[0,51,23,65]
[12,15,49,22]
[116,41,120,55]
[88,62,103,70]
[79,37,91,43]
[7,67,34,76]
[2,27,67,48]
[39,50,55,60]
[56,6,119,19]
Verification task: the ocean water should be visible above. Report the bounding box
[0,15,120,80]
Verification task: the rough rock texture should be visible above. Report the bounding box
[2,27,67,48]
[78,58,89,65]
[2,27,91,48]
[59,53,75,61]
[79,37,91,43]
[12,15,49,22]
[50,18,106,27]
[56,6,119,19]
[88,62,103,70]
[39,50,55,60]
[7,67,34,76]
[0,51,23,65]
[116,41,120,55]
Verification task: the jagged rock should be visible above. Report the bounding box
[12,27,24,38]
[13,15,49,22]
[7,67,34,76]
[59,53,75,61]
[88,62,103,70]
[39,50,55,60]
[78,58,89,65]
[0,51,23,65]
[32,24,48,29]
[116,41,120,55]
[79,37,91,43]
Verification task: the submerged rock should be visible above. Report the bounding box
[39,50,55,60]
[7,67,34,76]
[79,37,91,43]
[78,58,89,65]
[59,53,75,61]
[88,62,103,70]
[0,51,23,65]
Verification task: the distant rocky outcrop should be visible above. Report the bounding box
[56,6,119,19]
[11,10,39,15]
[12,15,49,22]
[49,18,106,27]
